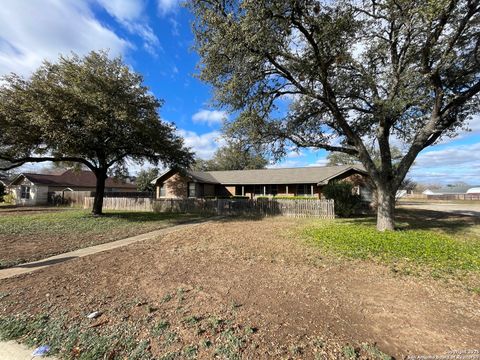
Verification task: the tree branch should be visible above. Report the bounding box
[0,156,96,172]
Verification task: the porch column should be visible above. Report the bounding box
[286,185,288,195]
[311,185,314,197]
[263,185,266,196]
[242,186,244,196]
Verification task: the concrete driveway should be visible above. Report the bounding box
[398,200,480,217]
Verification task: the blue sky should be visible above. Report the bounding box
[0,0,479,185]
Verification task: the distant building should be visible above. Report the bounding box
[423,185,480,196]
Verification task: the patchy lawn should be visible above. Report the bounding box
[0,214,478,359]
[304,209,480,282]
[0,209,203,268]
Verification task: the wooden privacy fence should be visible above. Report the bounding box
[83,197,335,218]
[84,197,154,211]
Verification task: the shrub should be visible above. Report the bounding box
[322,181,361,217]
[0,183,4,202]
[256,196,318,200]
[2,193,14,205]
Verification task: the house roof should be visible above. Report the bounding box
[0,176,10,186]
[423,185,474,195]
[10,170,136,189]
[154,165,367,186]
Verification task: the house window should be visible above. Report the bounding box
[188,182,196,197]
[159,184,166,197]
[296,184,314,196]
[21,185,30,199]
[266,185,278,196]
[235,186,244,196]
[254,185,263,195]
[296,184,308,196]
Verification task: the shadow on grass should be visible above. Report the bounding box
[98,211,267,223]
[97,212,202,223]
[340,208,480,235]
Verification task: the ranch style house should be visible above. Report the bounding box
[152,165,372,201]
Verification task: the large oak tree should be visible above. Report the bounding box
[189,0,480,230]
[0,51,193,215]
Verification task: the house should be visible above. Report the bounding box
[7,169,137,206]
[466,187,480,194]
[152,165,371,200]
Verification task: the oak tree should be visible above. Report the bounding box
[190,0,480,230]
[0,51,193,215]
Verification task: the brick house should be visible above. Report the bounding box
[152,165,371,200]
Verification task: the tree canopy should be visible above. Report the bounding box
[193,141,268,171]
[0,51,193,214]
[190,0,480,230]
[136,168,160,192]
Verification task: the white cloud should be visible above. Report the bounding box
[169,18,180,36]
[307,158,329,167]
[286,150,304,159]
[267,160,305,169]
[0,0,130,77]
[414,142,480,168]
[95,0,144,21]
[178,129,224,159]
[95,0,160,56]
[410,142,480,184]
[192,109,228,127]
[157,0,181,15]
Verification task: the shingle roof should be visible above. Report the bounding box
[11,170,136,189]
[155,165,366,185]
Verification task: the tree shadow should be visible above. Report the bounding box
[98,212,200,223]
[341,208,479,235]
[16,256,79,268]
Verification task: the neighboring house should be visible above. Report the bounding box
[466,187,480,194]
[7,169,136,206]
[152,165,371,200]
[422,185,473,195]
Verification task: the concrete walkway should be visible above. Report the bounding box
[0,341,57,360]
[0,217,218,281]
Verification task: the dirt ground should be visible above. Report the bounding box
[0,218,479,359]
[398,200,480,217]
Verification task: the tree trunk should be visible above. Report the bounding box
[376,186,396,231]
[92,170,107,216]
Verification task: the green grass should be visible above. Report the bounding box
[0,210,196,236]
[0,313,152,360]
[304,215,480,276]
[0,209,204,268]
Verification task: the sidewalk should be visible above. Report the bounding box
[0,217,218,280]
[0,341,58,360]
